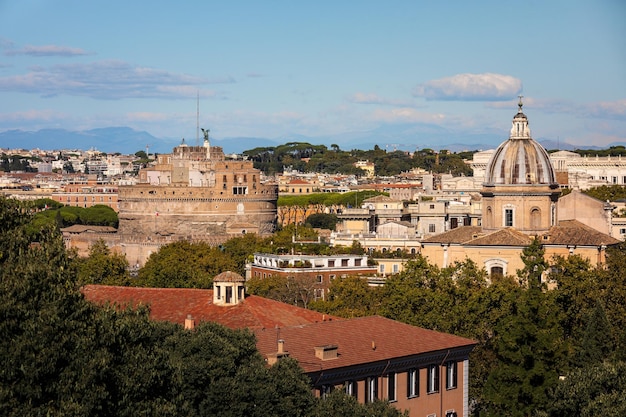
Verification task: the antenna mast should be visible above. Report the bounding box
[196,91,200,146]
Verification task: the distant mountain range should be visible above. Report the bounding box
[0,126,619,155]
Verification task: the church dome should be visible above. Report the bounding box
[484,99,557,186]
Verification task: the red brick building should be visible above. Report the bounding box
[83,272,475,417]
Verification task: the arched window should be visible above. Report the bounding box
[530,207,541,230]
[485,258,508,278]
[486,206,492,228]
[490,266,504,277]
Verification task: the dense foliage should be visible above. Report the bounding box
[243,142,474,177]
[0,197,404,417]
[278,190,386,208]
[309,242,626,416]
[26,199,119,236]
[582,184,626,203]
[0,153,39,172]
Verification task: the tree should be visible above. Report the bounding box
[517,237,548,287]
[75,239,130,286]
[548,361,626,417]
[310,389,407,417]
[136,241,237,288]
[305,212,338,230]
[247,273,321,308]
[480,284,567,416]
[310,275,379,318]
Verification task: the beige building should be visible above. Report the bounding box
[422,101,620,276]
[64,134,278,266]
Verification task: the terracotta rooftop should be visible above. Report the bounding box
[364,195,399,203]
[287,178,312,185]
[542,219,621,246]
[82,285,338,329]
[213,271,245,282]
[467,227,533,246]
[61,225,118,233]
[421,226,483,244]
[254,316,476,373]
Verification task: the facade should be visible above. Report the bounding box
[557,190,614,236]
[83,274,476,417]
[331,194,479,253]
[51,178,119,211]
[249,253,377,299]
[117,137,278,240]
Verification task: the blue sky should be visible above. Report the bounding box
[0,0,624,150]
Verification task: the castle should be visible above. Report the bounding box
[75,132,279,266]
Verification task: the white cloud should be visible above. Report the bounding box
[586,100,626,120]
[0,60,233,100]
[5,44,90,57]
[413,73,522,101]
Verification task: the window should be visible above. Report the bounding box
[490,266,504,277]
[345,380,357,398]
[392,264,399,273]
[446,361,457,390]
[321,384,333,399]
[379,264,385,274]
[387,372,396,402]
[505,208,513,227]
[341,259,349,267]
[328,260,335,267]
[355,259,362,267]
[429,204,435,209]
[329,274,336,280]
[429,224,436,233]
[232,186,248,195]
[366,377,378,403]
[407,368,419,398]
[316,275,323,283]
[427,365,439,393]
[450,218,458,229]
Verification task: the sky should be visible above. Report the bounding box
[0,0,625,151]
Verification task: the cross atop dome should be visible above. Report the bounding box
[510,97,530,139]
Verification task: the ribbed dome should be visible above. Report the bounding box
[484,101,556,186]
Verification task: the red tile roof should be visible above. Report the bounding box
[467,227,533,246]
[543,220,621,246]
[82,285,337,329]
[254,316,476,373]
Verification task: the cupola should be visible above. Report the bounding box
[212,271,246,306]
[483,97,557,187]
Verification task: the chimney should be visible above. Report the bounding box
[267,339,289,366]
[315,344,339,360]
[184,314,195,330]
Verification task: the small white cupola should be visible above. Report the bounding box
[213,271,246,306]
[510,96,531,140]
